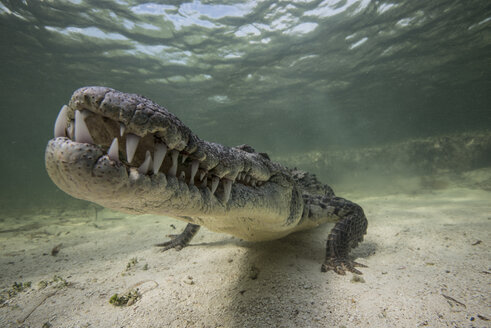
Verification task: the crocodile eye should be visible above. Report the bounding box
[235,144,256,153]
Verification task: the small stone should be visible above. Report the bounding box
[183,276,194,285]
[350,274,365,283]
[249,265,260,280]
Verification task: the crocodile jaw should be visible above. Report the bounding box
[45,87,303,241]
[45,137,207,216]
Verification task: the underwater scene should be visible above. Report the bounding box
[0,1,490,327]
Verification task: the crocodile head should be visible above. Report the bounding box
[45,87,305,241]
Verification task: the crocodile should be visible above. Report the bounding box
[45,86,368,275]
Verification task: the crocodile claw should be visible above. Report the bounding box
[321,258,367,275]
[155,234,186,251]
[155,223,200,252]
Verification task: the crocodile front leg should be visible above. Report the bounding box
[156,223,201,251]
[321,197,368,275]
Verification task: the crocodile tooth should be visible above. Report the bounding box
[169,150,179,176]
[223,179,233,203]
[251,179,256,187]
[190,160,199,185]
[74,110,94,144]
[54,105,68,138]
[181,154,188,163]
[153,142,167,174]
[245,175,251,183]
[201,176,208,188]
[107,138,119,162]
[120,123,126,137]
[211,176,219,195]
[199,171,206,181]
[179,171,186,180]
[138,150,152,174]
[125,133,140,163]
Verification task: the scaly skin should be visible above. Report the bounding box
[45,87,368,275]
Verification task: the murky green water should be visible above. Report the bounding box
[0,0,490,209]
[0,3,490,327]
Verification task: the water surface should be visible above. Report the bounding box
[0,0,489,205]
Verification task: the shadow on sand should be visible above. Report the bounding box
[214,225,377,327]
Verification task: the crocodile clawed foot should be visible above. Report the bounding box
[321,258,367,275]
[155,223,200,252]
[155,235,186,251]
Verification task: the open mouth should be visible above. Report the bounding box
[52,101,265,204]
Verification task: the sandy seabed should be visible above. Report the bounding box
[0,185,490,328]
